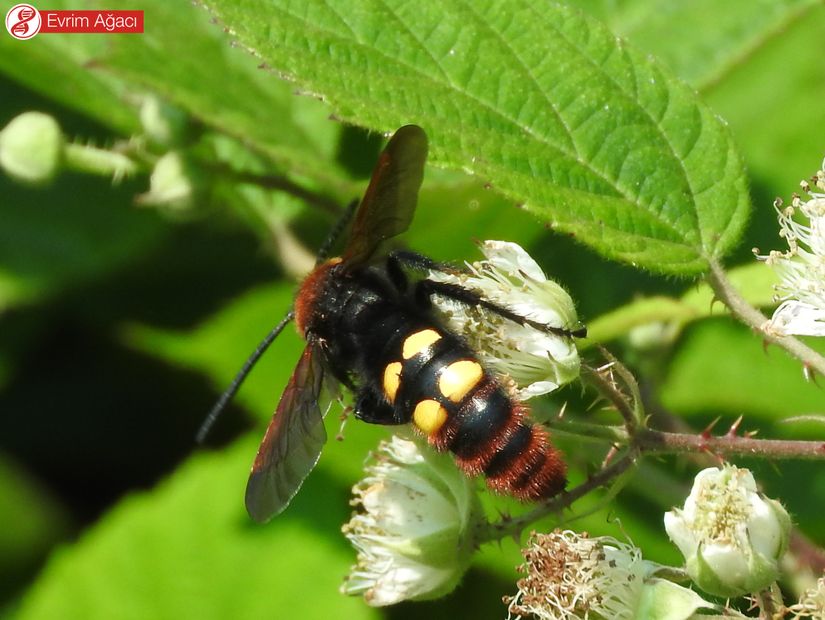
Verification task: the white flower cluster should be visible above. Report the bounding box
[757,159,825,336]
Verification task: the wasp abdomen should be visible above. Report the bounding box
[378,326,567,501]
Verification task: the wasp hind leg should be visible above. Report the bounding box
[389,250,586,338]
[416,277,587,339]
[388,250,460,283]
[354,386,406,425]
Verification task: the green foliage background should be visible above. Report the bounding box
[0,0,823,618]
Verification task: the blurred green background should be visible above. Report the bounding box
[1,1,824,618]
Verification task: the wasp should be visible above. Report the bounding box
[202,126,584,522]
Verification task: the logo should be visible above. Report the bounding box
[5,4,41,40]
[4,5,143,38]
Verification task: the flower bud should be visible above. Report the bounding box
[0,112,64,184]
[341,435,483,606]
[664,465,791,598]
[428,240,582,400]
[137,151,200,210]
[139,96,192,147]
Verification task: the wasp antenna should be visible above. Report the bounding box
[316,199,359,262]
[196,309,296,443]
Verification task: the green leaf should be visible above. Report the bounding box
[572,0,820,90]
[101,1,349,191]
[16,437,379,620]
[0,452,69,598]
[204,0,750,274]
[705,4,825,206]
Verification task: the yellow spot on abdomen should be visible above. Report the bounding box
[402,329,442,359]
[382,362,403,403]
[438,360,483,403]
[413,399,448,435]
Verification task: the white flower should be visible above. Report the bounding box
[664,465,791,598]
[341,435,482,606]
[757,160,825,336]
[428,240,582,400]
[788,576,825,619]
[507,530,715,620]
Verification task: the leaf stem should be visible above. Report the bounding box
[707,259,825,377]
[214,165,343,215]
[549,419,627,445]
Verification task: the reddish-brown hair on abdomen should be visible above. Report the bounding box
[430,385,567,501]
[484,422,567,501]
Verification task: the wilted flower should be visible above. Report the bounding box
[664,465,791,598]
[788,576,825,619]
[507,530,715,620]
[0,111,64,184]
[341,435,482,606]
[428,240,581,400]
[757,160,825,336]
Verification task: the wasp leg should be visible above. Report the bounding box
[416,279,587,339]
[388,250,462,276]
[354,387,406,425]
[316,198,359,262]
[387,250,464,295]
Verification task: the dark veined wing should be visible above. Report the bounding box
[342,124,429,267]
[245,342,328,522]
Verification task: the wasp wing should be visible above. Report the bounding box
[245,342,328,522]
[343,124,428,267]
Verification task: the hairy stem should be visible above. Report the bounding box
[636,428,825,460]
[707,259,825,377]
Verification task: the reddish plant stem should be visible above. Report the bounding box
[635,429,825,460]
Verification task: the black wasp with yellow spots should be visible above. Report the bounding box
[206,125,584,522]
